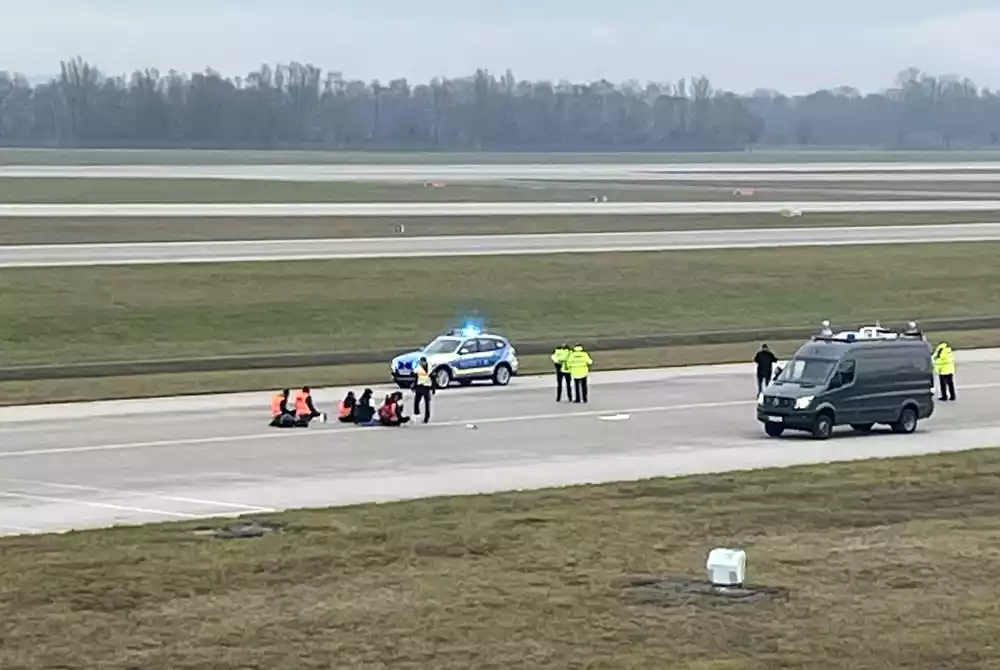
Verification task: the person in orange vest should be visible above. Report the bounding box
[379,391,410,427]
[337,391,357,423]
[413,357,434,423]
[269,389,294,428]
[293,386,327,427]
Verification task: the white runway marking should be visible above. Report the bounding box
[0,491,202,518]
[0,399,750,460]
[0,477,275,513]
[0,522,42,533]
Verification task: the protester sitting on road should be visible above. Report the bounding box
[294,386,327,427]
[379,391,411,427]
[269,389,295,428]
[354,388,377,425]
[338,391,357,423]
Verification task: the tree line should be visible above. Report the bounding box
[0,59,998,151]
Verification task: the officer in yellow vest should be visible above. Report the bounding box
[414,357,434,423]
[566,344,593,403]
[550,343,572,402]
[932,341,956,401]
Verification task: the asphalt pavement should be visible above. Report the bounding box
[3,223,1000,267]
[5,162,1000,182]
[2,350,999,537]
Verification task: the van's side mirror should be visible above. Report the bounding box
[459,348,469,355]
[829,374,843,389]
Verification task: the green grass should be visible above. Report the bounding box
[4,328,998,406]
[2,177,992,205]
[1,244,998,368]
[0,211,994,246]
[4,448,1000,669]
[4,148,1000,165]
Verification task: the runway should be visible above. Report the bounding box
[4,199,1000,219]
[3,223,1000,267]
[2,349,999,537]
[6,162,1000,182]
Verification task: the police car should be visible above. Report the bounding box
[390,326,519,389]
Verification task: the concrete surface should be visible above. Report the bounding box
[5,200,1000,219]
[1,349,998,537]
[6,162,1000,182]
[3,223,1000,267]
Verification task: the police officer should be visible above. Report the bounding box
[413,357,434,423]
[550,343,572,402]
[933,341,957,402]
[567,344,593,403]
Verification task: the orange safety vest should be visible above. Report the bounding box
[338,401,352,419]
[295,391,310,415]
[270,394,285,417]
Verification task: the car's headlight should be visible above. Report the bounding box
[794,396,814,410]
[756,393,764,406]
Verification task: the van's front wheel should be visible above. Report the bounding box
[812,412,834,440]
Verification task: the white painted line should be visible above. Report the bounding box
[0,477,275,513]
[0,491,202,518]
[0,522,42,533]
[0,398,750,459]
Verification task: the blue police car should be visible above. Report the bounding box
[390,326,519,389]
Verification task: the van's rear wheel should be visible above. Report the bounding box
[812,412,834,440]
[764,423,784,438]
[851,423,874,434]
[892,407,918,434]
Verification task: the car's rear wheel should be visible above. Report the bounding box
[812,412,834,440]
[892,407,918,434]
[432,367,452,389]
[764,423,784,438]
[851,423,874,434]
[492,364,512,386]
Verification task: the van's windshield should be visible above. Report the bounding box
[776,357,836,386]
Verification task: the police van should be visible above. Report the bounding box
[390,326,519,389]
[757,321,934,440]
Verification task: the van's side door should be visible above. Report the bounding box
[826,358,861,424]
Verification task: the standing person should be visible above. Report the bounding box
[413,357,434,424]
[754,344,778,394]
[269,389,294,427]
[550,343,572,402]
[294,386,328,426]
[933,341,957,402]
[567,344,593,403]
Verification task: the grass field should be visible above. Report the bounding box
[4,148,1000,165]
[3,447,1000,669]
[0,177,995,205]
[1,211,994,245]
[4,327,998,406]
[1,243,998,368]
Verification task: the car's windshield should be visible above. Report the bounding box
[422,337,461,355]
[777,357,836,385]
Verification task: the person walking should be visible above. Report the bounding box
[550,343,572,402]
[754,344,778,395]
[413,357,434,423]
[933,341,957,401]
[567,344,593,403]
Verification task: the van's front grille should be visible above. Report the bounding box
[763,396,794,408]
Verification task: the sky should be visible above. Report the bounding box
[3,0,1000,94]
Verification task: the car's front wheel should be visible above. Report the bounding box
[892,407,918,434]
[812,412,834,440]
[492,364,512,386]
[432,367,452,389]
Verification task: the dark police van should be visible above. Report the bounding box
[757,323,934,440]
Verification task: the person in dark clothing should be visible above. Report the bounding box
[754,344,778,394]
[353,388,377,424]
[413,357,434,424]
[337,391,357,423]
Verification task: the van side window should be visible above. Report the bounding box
[838,360,856,386]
